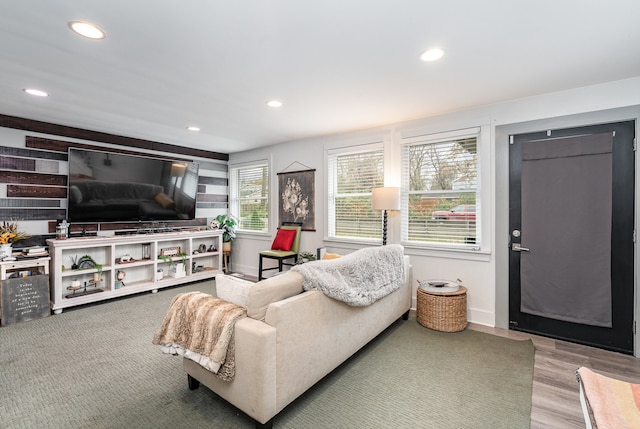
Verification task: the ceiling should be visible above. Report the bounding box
[1,1,639,155]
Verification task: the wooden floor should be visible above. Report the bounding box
[468,323,640,428]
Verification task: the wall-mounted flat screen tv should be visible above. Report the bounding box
[67,148,199,223]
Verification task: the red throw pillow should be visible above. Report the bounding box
[271,228,297,251]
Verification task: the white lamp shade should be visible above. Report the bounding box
[372,187,401,211]
[170,163,187,177]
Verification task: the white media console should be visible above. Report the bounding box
[47,229,223,314]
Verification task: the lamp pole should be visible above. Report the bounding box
[382,209,389,245]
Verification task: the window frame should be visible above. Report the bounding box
[229,159,270,235]
[326,142,385,244]
[181,163,199,197]
[400,127,482,251]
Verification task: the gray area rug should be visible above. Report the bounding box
[0,281,534,428]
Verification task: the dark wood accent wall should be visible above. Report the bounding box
[198,176,229,186]
[1,114,229,161]
[196,194,229,203]
[7,185,67,198]
[0,145,68,221]
[0,171,66,186]
[196,164,229,211]
[0,116,230,232]
[25,136,183,162]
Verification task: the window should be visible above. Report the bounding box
[181,163,199,197]
[229,161,269,233]
[327,144,384,240]
[401,129,479,248]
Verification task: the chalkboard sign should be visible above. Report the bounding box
[1,275,50,326]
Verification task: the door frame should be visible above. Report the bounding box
[495,106,640,356]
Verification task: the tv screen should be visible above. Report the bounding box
[67,148,199,223]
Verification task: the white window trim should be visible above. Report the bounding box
[400,126,491,253]
[229,158,271,237]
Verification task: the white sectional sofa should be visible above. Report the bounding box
[183,251,412,429]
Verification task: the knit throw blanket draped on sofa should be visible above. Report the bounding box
[292,244,405,306]
[152,292,246,381]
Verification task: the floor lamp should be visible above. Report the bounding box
[372,187,401,245]
[170,163,187,200]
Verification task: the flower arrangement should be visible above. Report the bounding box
[281,178,309,222]
[0,220,30,245]
[296,251,317,265]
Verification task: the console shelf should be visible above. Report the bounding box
[47,230,223,314]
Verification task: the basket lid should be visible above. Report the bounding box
[418,279,460,293]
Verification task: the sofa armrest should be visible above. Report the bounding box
[183,316,277,424]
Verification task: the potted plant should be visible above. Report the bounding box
[170,252,188,278]
[296,251,317,265]
[214,214,237,251]
[0,220,30,259]
[158,253,187,278]
[92,262,103,283]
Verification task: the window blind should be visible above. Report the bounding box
[182,163,199,197]
[401,133,479,248]
[230,162,269,232]
[328,146,384,240]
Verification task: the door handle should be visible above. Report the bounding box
[512,243,530,252]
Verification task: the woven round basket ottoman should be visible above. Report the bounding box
[416,286,467,332]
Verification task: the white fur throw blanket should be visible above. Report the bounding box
[292,244,405,306]
[152,292,246,381]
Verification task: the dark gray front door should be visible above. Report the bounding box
[509,121,635,354]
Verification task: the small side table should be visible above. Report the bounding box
[222,250,232,273]
[417,285,467,332]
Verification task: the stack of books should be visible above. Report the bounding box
[21,246,49,257]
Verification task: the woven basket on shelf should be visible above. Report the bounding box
[416,286,467,332]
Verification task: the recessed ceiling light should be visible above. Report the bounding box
[68,21,106,39]
[23,88,49,97]
[266,100,283,108]
[420,48,445,62]
[186,126,200,132]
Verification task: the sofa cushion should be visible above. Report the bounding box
[246,271,304,321]
[322,252,342,260]
[215,274,254,307]
[271,228,297,251]
[154,192,175,209]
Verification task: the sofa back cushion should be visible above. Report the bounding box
[74,181,164,201]
[246,271,304,321]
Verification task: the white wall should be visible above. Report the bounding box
[230,76,640,330]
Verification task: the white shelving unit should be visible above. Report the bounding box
[47,229,223,314]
